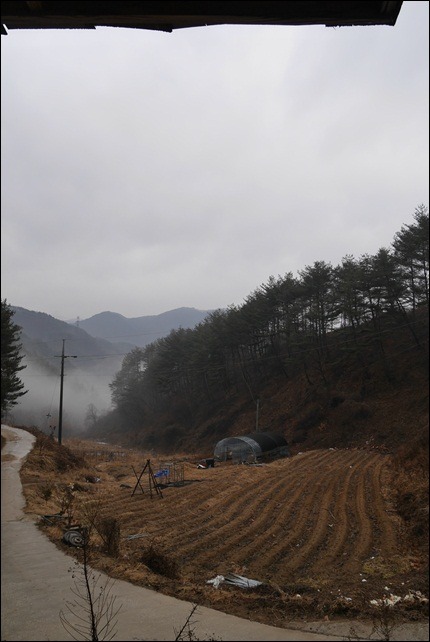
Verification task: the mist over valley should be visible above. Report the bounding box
[8,306,211,434]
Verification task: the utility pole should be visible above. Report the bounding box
[56,339,77,445]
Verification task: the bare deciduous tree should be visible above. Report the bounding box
[60,542,121,641]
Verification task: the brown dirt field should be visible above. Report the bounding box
[20,438,429,630]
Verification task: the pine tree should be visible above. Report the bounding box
[392,204,429,311]
[1,300,27,417]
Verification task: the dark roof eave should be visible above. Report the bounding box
[1,2,404,33]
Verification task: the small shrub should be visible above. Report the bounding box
[57,484,75,527]
[96,518,121,557]
[140,541,179,579]
[38,482,54,503]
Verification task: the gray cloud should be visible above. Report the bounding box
[1,2,428,320]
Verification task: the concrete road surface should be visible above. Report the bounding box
[2,425,428,641]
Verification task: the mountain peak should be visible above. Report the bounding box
[74,308,212,347]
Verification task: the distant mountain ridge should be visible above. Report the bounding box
[8,305,212,431]
[73,307,212,348]
[12,306,129,361]
[9,306,130,431]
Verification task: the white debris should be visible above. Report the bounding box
[207,575,225,588]
[386,595,402,606]
[370,595,401,607]
[370,590,429,608]
[404,591,429,604]
[207,573,263,589]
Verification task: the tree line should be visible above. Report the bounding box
[2,206,427,436]
[106,205,428,435]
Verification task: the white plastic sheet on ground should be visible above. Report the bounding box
[207,573,263,589]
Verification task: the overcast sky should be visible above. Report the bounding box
[1,1,429,323]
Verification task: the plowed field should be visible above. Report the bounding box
[22,444,429,627]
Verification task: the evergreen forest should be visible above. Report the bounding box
[86,205,429,455]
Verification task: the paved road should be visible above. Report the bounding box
[1,426,428,641]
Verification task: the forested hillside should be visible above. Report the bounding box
[85,206,429,458]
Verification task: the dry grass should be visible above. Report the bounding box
[15,428,429,630]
